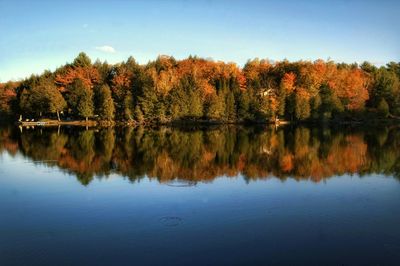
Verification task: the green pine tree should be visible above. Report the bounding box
[377,98,389,118]
[97,84,115,121]
[225,91,236,121]
[77,87,94,121]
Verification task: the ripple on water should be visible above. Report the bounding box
[165,180,197,187]
[159,216,183,227]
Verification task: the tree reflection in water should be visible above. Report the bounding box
[1,125,399,185]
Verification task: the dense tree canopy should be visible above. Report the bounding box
[1,53,399,123]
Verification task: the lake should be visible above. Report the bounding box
[1,125,400,265]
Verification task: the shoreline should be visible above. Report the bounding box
[12,117,400,128]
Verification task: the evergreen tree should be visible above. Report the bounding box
[237,91,250,120]
[371,68,400,113]
[19,87,44,117]
[310,94,321,120]
[138,85,157,121]
[377,98,389,118]
[319,85,333,119]
[134,70,158,121]
[189,90,203,118]
[169,83,189,119]
[124,91,134,121]
[66,79,85,115]
[76,85,94,121]
[205,93,225,120]
[96,84,115,121]
[66,79,95,121]
[19,80,66,119]
[295,93,310,121]
[45,83,67,121]
[73,52,92,67]
[94,59,111,84]
[285,93,296,121]
[225,91,236,121]
[319,85,343,119]
[277,88,286,118]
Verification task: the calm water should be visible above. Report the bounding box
[1,125,400,265]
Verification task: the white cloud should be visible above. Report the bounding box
[95,45,116,53]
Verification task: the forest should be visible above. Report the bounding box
[1,52,400,124]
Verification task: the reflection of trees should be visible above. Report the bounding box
[1,125,400,185]
[365,127,400,178]
[0,127,19,156]
[20,129,68,162]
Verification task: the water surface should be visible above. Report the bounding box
[1,125,400,265]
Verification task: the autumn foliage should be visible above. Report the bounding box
[1,125,399,185]
[1,53,399,122]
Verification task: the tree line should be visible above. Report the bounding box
[1,52,399,123]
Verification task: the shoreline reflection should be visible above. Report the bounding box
[1,125,399,185]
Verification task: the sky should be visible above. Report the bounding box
[0,0,399,81]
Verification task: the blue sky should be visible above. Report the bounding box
[0,0,399,81]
